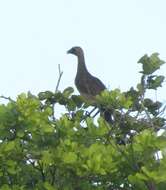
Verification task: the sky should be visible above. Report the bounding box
[0,0,166,105]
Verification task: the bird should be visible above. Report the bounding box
[67,46,112,122]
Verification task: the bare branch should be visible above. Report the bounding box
[52,64,64,121]
[0,95,15,103]
[55,64,63,92]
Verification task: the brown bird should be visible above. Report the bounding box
[67,46,112,122]
[67,46,106,103]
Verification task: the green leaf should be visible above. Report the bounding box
[44,182,57,190]
[133,130,156,150]
[71,95,84,107]
[1,185,11,190]
[4,141,15,152]
[42,150,53,164]
[63,87,74,98]
[138,53,165,74]
[63,152,77,164]
[144,98,162,115]
[141,166,166,183]
[147,75,165,89]
[128,175,148,189]
[97,89,132,109]
[42,124,54,133]
[4,160,17,175]
[38,91,54,100]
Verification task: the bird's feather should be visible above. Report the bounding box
[75,72,106,102]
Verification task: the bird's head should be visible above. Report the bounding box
[67,46,83,56]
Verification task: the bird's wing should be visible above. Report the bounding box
[88,75,106,95]
[75,73,106,97]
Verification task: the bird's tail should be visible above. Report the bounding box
[101,108,114,124]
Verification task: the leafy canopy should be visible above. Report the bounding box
[0,53,166,190]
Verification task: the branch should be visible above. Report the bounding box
[145,181,156,190]
[140,101,154,127]
[55,64,63,92]
[52,64,63,121]
[0,95,15,103]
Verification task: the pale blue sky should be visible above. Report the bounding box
[0,0,166,102]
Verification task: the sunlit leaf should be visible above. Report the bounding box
[138,53,165,74]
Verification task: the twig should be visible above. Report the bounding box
[92,109,100,118]
[141,102,154,127]
[52,64,63,121]
[158,104,166,116]
[80,107,98,122]
[55,64,63,92]
[145,180,156,190]
[0,95,15,103]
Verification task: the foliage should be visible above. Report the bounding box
[0,53,166,189]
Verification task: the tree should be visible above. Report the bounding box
[0,53,166,190]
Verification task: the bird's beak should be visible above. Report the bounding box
[67,48,73,54]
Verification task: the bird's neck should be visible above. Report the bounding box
[76,53,88,75]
